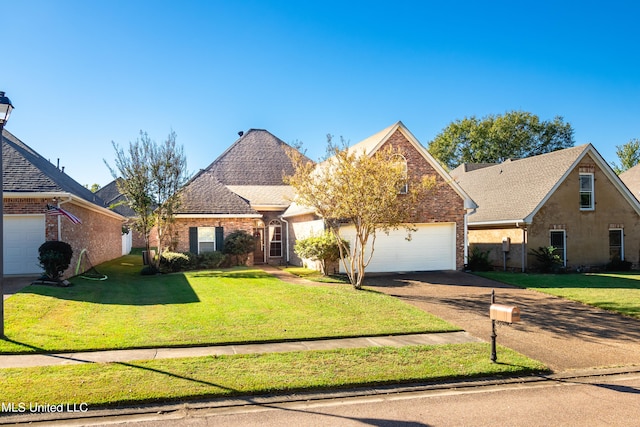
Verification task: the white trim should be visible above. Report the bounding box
[609,228,625,261]
[579,172,595,211]
[549,229,567,267]
[468,219,528,227]
[3,191,125,221]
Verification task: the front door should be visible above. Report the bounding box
[253,228,265,264]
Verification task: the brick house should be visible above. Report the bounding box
[167,129,307,265]
[2,129,125,276]
[451,144,640,271]
[283,122,476,272]
[96,179,146,249]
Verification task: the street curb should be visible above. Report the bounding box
[2,365,639,425]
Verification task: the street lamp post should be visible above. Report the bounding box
[0,91,14,337]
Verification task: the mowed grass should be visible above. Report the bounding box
[478,271,640,318]
[1,255,458,354]
[0,343,546,407]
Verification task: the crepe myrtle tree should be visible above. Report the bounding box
[286,136,436,289]
[106,130,188,266]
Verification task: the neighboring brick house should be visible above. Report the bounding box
[284,121,476,272]
[96,179,146,249]
[2,129,125,276]
[168,129,307,265]
[451,144,640,271]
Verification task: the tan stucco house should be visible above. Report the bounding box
[2,129,125,277]
[451,144,640,271]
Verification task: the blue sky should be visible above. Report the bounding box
[3,0,639,187]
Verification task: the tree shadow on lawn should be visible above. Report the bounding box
[18,273,200,306]
[366,273,640,343]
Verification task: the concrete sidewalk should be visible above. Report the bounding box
[0,331,481,369]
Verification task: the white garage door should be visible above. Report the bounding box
[339,223,456,273]
[4,215,45,275]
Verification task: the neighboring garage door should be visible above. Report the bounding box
[339,223,456,273]
[3,215,45,275]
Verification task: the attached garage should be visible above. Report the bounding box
[339,222,457,273]
[3,215,45,275]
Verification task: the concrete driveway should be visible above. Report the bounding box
[364,271,640,372]
[2,276,37,300]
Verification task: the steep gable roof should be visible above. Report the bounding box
[95,179,137,217]
[453,144,640,225]
[175,170,258,215]
[346,121,476,208]
[2,129,106,206]
[205,129,310,185]
[283,121,477,217]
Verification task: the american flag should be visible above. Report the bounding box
[46,204,82,224]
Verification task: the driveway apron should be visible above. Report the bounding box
[365,271,640,372]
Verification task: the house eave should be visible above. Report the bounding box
[468,219,530,228]
[3,191,125,221]
[174,213,263,219]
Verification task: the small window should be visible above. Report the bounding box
[198,227,216,254]
[609,229,624,260]
[550,230,566,266]
[393,154,408,194]
[579,173,594,210]
[269,220,282,258]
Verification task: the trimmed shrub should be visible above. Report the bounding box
[606,255,632,272]
[159,251,192,273]
[195,251,226,269]
[294,232,349,275]
[38,241,73,281]
[223,230,256,266]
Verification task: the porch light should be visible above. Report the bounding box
[0,90,13,337]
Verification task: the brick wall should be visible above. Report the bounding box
[381,129,466,269]
[167,217,257,264]
[4,197,123,277]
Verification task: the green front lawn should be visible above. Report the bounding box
[478,271,640,318]
[0,344,546,407]
[1,255,458,354]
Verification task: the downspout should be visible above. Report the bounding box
[280,216,290,265]
[56,196,73,241]
[516,221,528,272]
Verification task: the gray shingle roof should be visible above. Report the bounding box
[176,171,258,215]
[226,185,295,208]
[2,129,106,206]
[619,164,640,201]
[452,144,591,224]
[206,129,310,185]
[95,179,137,217]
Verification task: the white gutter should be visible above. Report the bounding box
[5,191,125,222]
[280,216,290,264]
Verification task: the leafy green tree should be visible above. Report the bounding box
[428,111,575,170]
[106,130,189,265]
[294,232,349,275]
[286,136,435,289]
[611,138,640,174]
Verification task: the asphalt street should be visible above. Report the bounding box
[39,370,640,427]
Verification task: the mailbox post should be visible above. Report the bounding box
[489,289,521,362]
